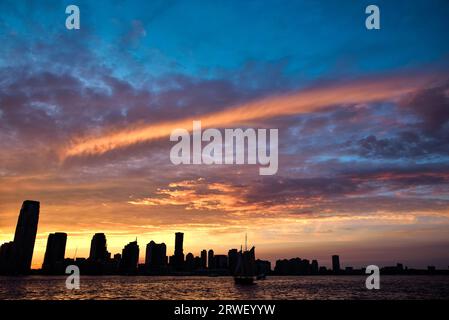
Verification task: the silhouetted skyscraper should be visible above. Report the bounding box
[13,200,40,274]
[173,232,184,269]
[145,241,167,267]
[175,232,183,255]
[208,249,215,269]
[332,255,340,273]
[120,241,139,274]
[42,232,67,274]
[311,259,319,274]
[200,249,207,269]
[89,233,109,262]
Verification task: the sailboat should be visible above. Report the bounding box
[234,234,256,285]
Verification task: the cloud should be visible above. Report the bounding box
[129,178,257,213]
[128,167,449,221]
[62,72,442,159]
[356,83,449,159]
[400,82,449,132]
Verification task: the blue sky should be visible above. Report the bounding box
[1,0,449,83]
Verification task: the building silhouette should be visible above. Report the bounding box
[145,241,167,268]
[173,232,184,269]
[111,253,122,272]
[194,255,202,270]
[302,259,311,274]
[0,242,15,274]
[311,259,319,274]
[185,252,195,271]
[120,240,139,274]
[228,249,238,274]
[200,249,207,269]
[332,255,341,273]
[208,249,215,269]
[89,233,110,262]
[274,257,312,275]
[319,266,328,274]
[12,200,40,274]
[42,232,67,274]
[256,259,271,275]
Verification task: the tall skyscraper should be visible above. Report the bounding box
[332,255,340,273]
[173,232,184,268]
[42,232,67,274]
[208,249,215,269]
[13,200,40,274]
[200,249,207,269]
[174,232,184,256]
[89,233,109,262]
[120,240,139,274]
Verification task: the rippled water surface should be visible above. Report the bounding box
[1,275,448,300]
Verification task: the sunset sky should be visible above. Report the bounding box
[1,0,449,269]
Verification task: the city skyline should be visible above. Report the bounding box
[0,200,447,273]
[1,1,449,271]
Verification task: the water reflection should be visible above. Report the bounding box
[1,276,448,300]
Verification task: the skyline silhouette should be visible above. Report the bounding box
[1,200,447,276]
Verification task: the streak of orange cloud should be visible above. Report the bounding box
[62,73,441,159]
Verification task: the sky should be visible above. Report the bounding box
[1,0,449,269]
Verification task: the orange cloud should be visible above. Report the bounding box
[128,178,259,213]
[62,73,441,159]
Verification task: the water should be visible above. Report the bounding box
[1,275,448,300]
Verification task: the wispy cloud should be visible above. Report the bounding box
[63,73,441,159]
